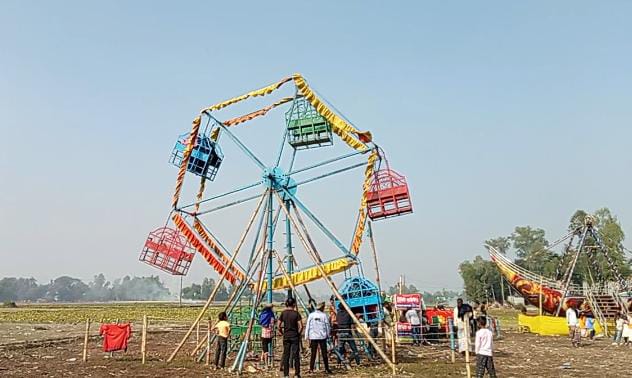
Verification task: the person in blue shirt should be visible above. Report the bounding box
[585,315,596,341]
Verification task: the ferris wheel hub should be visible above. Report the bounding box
[262,167,297,200]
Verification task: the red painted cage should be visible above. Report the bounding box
[139,227,195,275]
[366,168,413,220]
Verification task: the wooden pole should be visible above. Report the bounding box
[500,275,505,305]
[367,221,383,294]
[281,195,397,375]
[206,320,211,366]
[141,315,147,364]
[82,318,90,362]
[111,319,119,358]
[196,322,200,346]
[391,320,397,365]
[448,318,455,363]
[463,314,472,378]
[539,276,543,317]
[167,193,266,362]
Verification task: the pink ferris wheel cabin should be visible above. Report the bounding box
[139,227,195,275]
[366,168,413,221]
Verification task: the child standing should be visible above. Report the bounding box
[585,316,595,341]
[259,303,275,369]
[475,316,496,378]
[613,313,625,345]
[213,312,230,370]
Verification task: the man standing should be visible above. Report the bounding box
[305,302,332,374]
[454,298,474,352]
[336,303,361,366]
[279,297,303,378]
[566,303,580,347]
[405,307,422,346]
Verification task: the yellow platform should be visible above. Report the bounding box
[518,314,603,336]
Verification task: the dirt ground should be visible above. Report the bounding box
[2,325,631,377]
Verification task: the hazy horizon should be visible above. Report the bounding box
[2,1,632,296]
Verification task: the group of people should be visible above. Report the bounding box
[565,303,597,347]
[613,312,632,345]
[259,296,378,378]
[565,302,632,347]
[454,298,497,378]
[209,296,498,377]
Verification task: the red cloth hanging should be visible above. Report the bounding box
[99,323,132,352]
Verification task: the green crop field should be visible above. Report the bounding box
[0,302,220,324]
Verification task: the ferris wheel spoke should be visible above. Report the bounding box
[206,113,266,170]
[288,149,370,176]
[178,180,262,211]
[291,161,367,188]
[193,192,263,216]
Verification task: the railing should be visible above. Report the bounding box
[584,285,609,337]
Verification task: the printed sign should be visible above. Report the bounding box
[393,293,423,310]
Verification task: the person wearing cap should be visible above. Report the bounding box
[259,303,275,369]
[305,302,332,374]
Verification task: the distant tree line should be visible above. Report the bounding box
[459,207,632,302]
[180,278,292,302]
[0,274,170,302]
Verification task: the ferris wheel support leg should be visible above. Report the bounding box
[167,193,267,363]
[272,191,397,375]
[282,189,353,258]
[285,199,294,300]
[266,190,274,304]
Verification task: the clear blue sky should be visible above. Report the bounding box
[1,1,631,294]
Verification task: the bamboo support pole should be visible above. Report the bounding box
[196,322,200,346]
[279,194,396,375]
[141,315,148,364]
[82,318,90,362]
[232,237,270,373]
[391,320,397,365]
[167,193,266,362]
[206,320,211,366]
[464,314,472,378]
[189,242,269,358]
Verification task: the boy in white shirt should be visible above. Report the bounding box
[613,313,625,345]
[565,304,580,347]
[475,316,496,378]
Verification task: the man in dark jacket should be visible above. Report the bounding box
[336,304,360,365]
[279,297,303,378]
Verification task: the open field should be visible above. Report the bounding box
[1,304,630,377]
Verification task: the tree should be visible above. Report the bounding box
[86,274,113,301]
[182,283,202,300]
[566,208,630,284]
[0,277,46,302]
[511,226,559,276]
[386,283,420,295]
[459,256,502,302]
[45,276,89,302]
[485,237,511,254]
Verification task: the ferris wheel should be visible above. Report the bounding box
[138,74,414,371]
[139,73,413,307]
